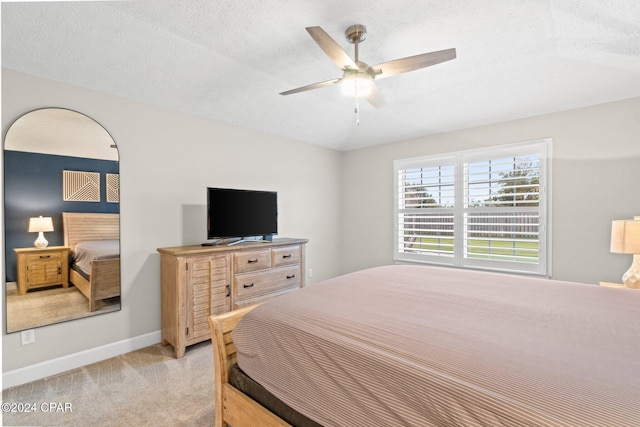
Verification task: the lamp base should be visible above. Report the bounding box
[34,232,49,248]
[622,254,640,289]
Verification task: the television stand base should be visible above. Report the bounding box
[228,239,269,246]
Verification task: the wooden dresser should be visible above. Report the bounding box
[157,238,307,358]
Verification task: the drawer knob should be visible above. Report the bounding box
[282,254,292,259]
[40,255,51,259]
[286,274,296,279]
[247,259,259,263]
[243,283,255,289]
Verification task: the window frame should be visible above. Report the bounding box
[393,139,552,277]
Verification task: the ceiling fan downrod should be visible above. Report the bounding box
[345,24,366,65]
[346,25,367,126]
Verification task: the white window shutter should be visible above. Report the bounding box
[394,139,551,276]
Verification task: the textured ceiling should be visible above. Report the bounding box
[2,0,640,151]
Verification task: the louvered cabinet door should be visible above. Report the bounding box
[185,254,230,344]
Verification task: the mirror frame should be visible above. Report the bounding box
[3,107,121,333]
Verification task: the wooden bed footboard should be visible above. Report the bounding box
[70,258,120,311]
[90,258,120,301]
[208,304,291,427]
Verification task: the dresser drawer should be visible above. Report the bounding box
[233,287,298,310]
[26,251,65,264]
[234,265,301,300]
[234,250,271,273]
[271,245,301,267]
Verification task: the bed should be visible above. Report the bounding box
[62,212,120,311]
[209,264,640,427]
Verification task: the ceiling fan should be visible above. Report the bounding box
[280,24,457,108]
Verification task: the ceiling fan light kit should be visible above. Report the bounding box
[341,77,373,97]
[280,23,457,112]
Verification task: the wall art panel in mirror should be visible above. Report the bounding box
[4,108,121,333]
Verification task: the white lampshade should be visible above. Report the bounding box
[610,217,640,254]
[28,216,54,233]
[28,216,54,248]
[611,216,640,288]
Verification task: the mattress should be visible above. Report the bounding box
[229,363,322,427]
[71,240,120,276]
[232,265,640,427]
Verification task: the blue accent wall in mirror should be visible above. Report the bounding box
[4,151,119,281]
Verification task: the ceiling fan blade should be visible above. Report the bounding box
[364,83,386,108]
[279,78,341,96]
[306,26,359,70]
[372,48,456,79]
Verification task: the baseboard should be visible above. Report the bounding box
[2,330,162,389]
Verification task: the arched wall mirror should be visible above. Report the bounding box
[4,108,120,333]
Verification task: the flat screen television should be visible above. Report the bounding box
[207,187,277,242]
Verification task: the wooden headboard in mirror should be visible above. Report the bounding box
[62,212,120,250]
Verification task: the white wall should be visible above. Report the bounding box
[2,69,344,374]
[4,68,640,385]
[341,97,640,284]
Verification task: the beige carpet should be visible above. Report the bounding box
[1,341,215,426]
[6,283,120,332]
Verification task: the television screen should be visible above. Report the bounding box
[207,187,277,240]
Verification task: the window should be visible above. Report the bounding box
[394,139,551,276]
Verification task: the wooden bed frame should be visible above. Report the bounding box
[209,303,292,427]
[62,212,121,311]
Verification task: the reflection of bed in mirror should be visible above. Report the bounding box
[63,212,120,311]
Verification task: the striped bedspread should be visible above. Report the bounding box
[232,265,640,427]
